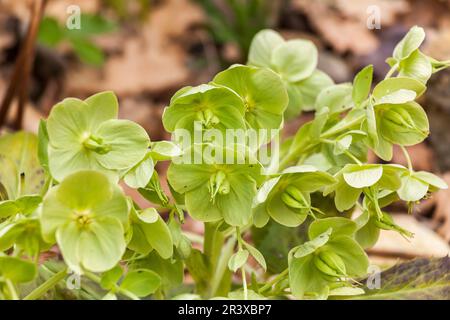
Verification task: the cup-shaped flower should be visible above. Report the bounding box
[46,91,150,181]
[212,65,288,133]
[162,84,246,134]
[364,77,428,161]
[40,170,129,273]
[247,29,332,118]
[253,165,336,228]
[167,144,263,226]
[288,217,369,299]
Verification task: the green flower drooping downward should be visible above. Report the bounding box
[40,171,129,273]
[288,217,369,299]
[253,165,336,228]
[46,91,150,181]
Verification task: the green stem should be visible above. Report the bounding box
[23,267,68,300]
[83,271,140,300]
[236,227,248,300]
[259,268,289,294]
[400,145,413,172]
[384,63,398,79]
[6,279,19,300]
[183,231,204,245]
[343,150,362,165]
[208,236,236,298]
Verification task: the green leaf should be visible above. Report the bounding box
[124,156,154,189]
[289,254,328,299]
[355,211,380,249]
[228,249,249,272]
[38,17,64,47]
[352,257,450,299]
[398,49,432,83]
[136,207,159,224]
[293,228,331,258]
[0,256,37,283]
[131,251,183,291]
[248,29,284,67]
[0,132,45,196]
[100,265,123,290]
[309,217,357,239]
[139,214,174,259]
[397,173,429,201]
[414,171,448,190]
[38,120,50,172]
[150,141,182,160]
[372,77,426,100]
[374,89,416,105]
[70,37,105,66]
[393,26,425,61]
[315,83,353,114]
[271,39,318,82]
[352,65,373,106]
[242,241,267,271]
[326,235,369,277]
[343,164,383,188]
[120,269,161,297]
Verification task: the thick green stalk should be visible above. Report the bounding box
[23,267,68,300]
[83,271,140,300]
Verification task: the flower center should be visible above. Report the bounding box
[83,134,112,155]
[196,109,219,128]
[208,170,230,203]
[74,209,92,227]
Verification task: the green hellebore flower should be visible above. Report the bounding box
[212,64,288,134]
[247,29,332,118]
[46,91,150,182]
[162,84,246,134]
[253,165,335,228]
[313,250,347,278]
[288,217,369,299]
[167,144,263,226]
[40,170,129,273]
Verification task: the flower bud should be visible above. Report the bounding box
[281,186,308,209]
[314,250,346,278]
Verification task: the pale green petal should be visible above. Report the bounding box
[248,29,284,67]
[94,119,149,170]
[47,98,90,148]
[78,217,126,273]
[184,184,222,222]
[271,40,318,82]
[84,91,119,129]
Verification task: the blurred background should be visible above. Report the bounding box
[1,0,450,266]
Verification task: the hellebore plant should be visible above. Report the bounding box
[0,26,449,300]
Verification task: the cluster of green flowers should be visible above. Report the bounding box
[0,26,448,300]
